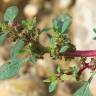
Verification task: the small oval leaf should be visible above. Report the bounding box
[29,55,36,64]
[11,39,25,58]
[53,14,72,34]
[60,74,69,81]
[4,6,18,22]
[59,46,69,53]
[0,32,8,44]
[0,58,23,80]
[48,81,57,93]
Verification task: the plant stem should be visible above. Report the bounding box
[62,50,96,57]
[76,63,92,80]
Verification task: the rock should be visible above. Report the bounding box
[24,4,38,18]
[58,0,72,9]
[0,77,48,96]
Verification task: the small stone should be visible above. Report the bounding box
[58,0,72,9]
[24,4,38,18]
[3,0,11,3]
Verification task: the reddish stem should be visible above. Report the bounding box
[76,63,93,80]
[62,50,96,80]
[80,63,93,72]
[62,50,96,57]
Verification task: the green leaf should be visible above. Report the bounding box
[43,79,50,83]
[59,46,69,53]
[48,81,57,93]
[29,55,36,64]
[17,49,26,55]
[53,14,72,34]
[49,75,57,82]
[41,28,51,32]
[22,17,37,31]
[60,74,69,81]
[0,58,23,80]
[49,37,56,58]
[43,75,57,84]
[49,37,56,49]
[57,65,61,74]
[4,6,18,22]
[70,66,79,75]
[0,32,8,44]
[11,39,25,58]
[93,37,96,40]
[61,16,72,33]
[93,28,96,33]
[74,82,91,96]
[32,17,37,27]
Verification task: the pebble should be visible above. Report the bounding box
[24,4,38,18]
